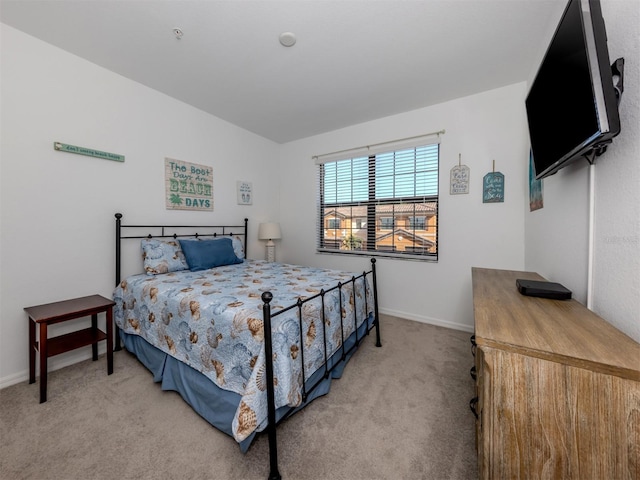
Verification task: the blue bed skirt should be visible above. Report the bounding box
[120,312,374,452]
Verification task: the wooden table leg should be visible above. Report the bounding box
[28,318,35,384]
[39,323,48,403]
[91,313,98,361]
[106,307,113,375]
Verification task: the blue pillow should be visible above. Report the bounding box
[179,238,243,271]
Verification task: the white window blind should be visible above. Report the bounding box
[316,133,441,260]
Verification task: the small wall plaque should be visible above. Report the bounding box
[483,160,504,203]
[54,142,124,162]
[450,154,470,195]
[237,181,253,205]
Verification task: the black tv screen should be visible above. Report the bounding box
[526,0,620,179]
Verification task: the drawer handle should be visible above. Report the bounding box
[469,396,479,419]
[470,334,477,357]
[470,365,477,381]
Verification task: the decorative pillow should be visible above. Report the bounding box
[141,238,189,275]
[179,237,243,271]
[230,235,245,260]
[187,235,244,258]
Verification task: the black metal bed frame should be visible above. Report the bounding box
[114,213,381,480]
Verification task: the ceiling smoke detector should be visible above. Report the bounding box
[173,28,184,39]
[279,32,296,47]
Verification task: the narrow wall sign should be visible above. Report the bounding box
[54,142,124,162]
[165,157,214,211]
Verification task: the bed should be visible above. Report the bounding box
[112,213,381,480]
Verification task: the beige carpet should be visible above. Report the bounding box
[0,315,477,480]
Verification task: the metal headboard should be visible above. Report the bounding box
[114,212,248,286]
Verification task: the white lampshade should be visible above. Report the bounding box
[258,222,282,241]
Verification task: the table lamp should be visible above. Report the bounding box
[258,222,281,262]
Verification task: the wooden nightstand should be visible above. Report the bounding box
[25,294,116,403]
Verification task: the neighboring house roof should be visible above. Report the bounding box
[324,210,348,219]
[376,228,435,247]
[325,203,436,218]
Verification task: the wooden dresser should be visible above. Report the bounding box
[471,267,640,479]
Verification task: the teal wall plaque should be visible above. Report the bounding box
[54,142,124,162]
[483,171,504,203]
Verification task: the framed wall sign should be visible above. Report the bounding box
[165,157,214,211]
[237,181,253,205]
[529,150,543,211]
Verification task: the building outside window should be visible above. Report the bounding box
[316,137,440,260]
[327,218,341,229]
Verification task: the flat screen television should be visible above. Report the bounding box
[526,0,622,180]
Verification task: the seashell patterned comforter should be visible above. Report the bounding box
[113,259,373,443]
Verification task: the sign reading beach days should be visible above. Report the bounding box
[165,157,214,211]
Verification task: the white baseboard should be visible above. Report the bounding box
[379,307,474,333]
[2,312,472,389]
[0,346,106,390]
[0,370,27,390]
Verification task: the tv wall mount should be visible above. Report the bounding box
[612,57,625,104]
[585,57,625,164]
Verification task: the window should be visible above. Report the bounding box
[408,216,426,230]
[327,218,341,229]
[380,217,394,230]
[316,136,439,260]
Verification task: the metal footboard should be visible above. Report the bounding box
[261,258,381,480]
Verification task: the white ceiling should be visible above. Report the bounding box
[0,0,563,143]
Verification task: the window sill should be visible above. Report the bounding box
[316,249,437,263]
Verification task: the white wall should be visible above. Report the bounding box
[0,25,280,387]
[524,0,640,343]
[3,0,636,390]
[277,83,529,332]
